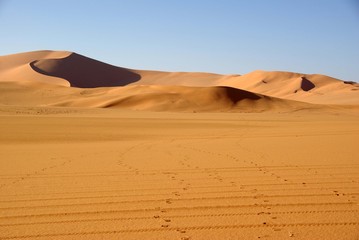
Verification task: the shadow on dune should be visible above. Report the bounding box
[218,86,261,103]
[300,77,315,91]
[30,53,141,88]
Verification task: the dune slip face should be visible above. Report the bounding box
[0,50,358,239]
[30,53,141,88]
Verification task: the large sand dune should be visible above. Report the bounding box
[0,51,141,88]
[0,50,358,239]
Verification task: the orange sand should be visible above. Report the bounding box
[0,51,358,239]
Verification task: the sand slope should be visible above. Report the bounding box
[131,70,225,87]
[0,51,71,86]
[0,82,317,112]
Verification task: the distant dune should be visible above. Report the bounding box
[220,70,359,104]
[0,50,358,112]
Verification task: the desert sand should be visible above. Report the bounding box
[0,51,358,239]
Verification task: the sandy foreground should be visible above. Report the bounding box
[0,107,358,240]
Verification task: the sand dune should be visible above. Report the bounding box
[0,50,141,88]
[0,82,315,112]
[220,70,359,104]
[0,50,224,88]
[58,85,315,112]
[1,50,358,111]
[31,53,141,88]
[0,50,309,112]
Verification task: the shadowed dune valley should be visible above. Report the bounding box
[0,50,358,240]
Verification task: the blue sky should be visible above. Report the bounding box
[1,0,358,81]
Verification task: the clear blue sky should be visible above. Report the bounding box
[1,0,358,81]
